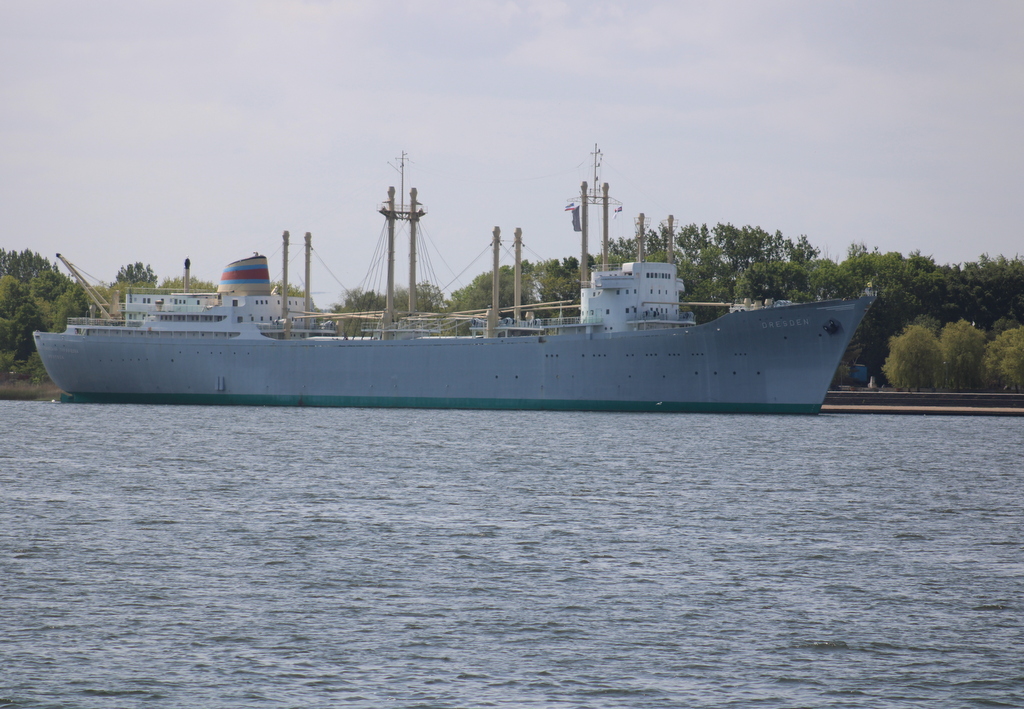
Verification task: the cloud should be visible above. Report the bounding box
[1,0,1022,292]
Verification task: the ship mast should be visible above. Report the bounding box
[514,228,522,322]
[379,153,427,337]
[281,230,291,339]
[569,144,620,280]
[304,232,312,313]
[487,227,500,338]
[666,215,674,265]
[580,180,588,286]
[635,214,647,262]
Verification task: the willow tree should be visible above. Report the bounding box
[939,320,987,390]
[985,327,1024,391]
[882,324,942,390]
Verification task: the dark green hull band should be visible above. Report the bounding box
[60,391,821,414]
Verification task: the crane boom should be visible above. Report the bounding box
[56,253,120,320]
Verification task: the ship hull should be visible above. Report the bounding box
[35,297,872,414]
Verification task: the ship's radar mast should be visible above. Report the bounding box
[567,144,622,281]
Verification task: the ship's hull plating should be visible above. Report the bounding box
[35,297,872,413]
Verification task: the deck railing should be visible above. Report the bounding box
[67,318,143,327]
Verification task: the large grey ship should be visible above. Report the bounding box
[35,180,874,413]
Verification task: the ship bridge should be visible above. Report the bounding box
[582,261,693,332]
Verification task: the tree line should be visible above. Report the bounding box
[883,320,1024,391]
[0,250,89,381]
[5,227,1024,388]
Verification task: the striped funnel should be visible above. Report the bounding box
[217,254,272,295]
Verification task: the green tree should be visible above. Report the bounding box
[1001,330,1024,390]
[449,266,521,313]
[0,259,87,381]
[49,285,89,333]
[941,255,1024,329]
[159,276,219,292]
[806,259,862,301]
[840,248,943,382]
[985,327,1024,391]
[0,248,59,282]
[405,282,448,314]
[28,269,88,335]
[534,257,580,305]
[333,287,386,313]
[116,262,157,286]
[712,223,788,272]
[674,224,735,319]
[735,261,811,302]
[267,282,307,298]
[882,324,942,390]
[30,270,74,303]
[991,317,1022,337]
[326,282,448,337]
[330,288,391,338]
[785,235,820,265]
[12,351,49,383]
[668,222,823,320]
[910,314,941,335]
[939,320,986,390]
[0,275,46,361]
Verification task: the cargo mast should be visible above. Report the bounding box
[379,152,426,338]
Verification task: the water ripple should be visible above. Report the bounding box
[2,403,1021,708]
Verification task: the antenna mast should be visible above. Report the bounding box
[390,151,409,211]
[569,144,621,272]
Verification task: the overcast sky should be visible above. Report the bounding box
[2,0,1022,301]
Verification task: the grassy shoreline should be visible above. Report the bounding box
[0,382,63,401]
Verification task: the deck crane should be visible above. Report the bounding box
[55,254,121,320]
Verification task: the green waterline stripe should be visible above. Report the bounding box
[61,391,821,414]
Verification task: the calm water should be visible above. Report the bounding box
[1,401,1021,708]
